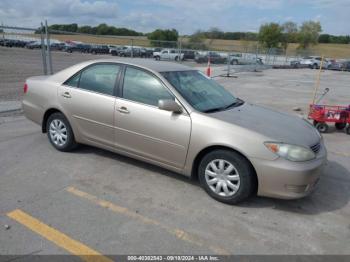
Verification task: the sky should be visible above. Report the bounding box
[0,0,349,35]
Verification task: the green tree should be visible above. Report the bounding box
[77,26,94,34]
[298,21,322,49]
[258,23,283,48]
[96,23,110,35]
[206,27,224,39]
[147,29,178,47]
[185,30,207,50]
[281,21,298,50]
[318,34,330,43]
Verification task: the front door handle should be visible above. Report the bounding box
[117,106,129,114]
[61,92,71,98]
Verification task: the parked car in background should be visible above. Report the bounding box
[154,49,184,61]
[343,61,350,71]
[290,60,309,68]
[26,41,42,49]
[107,45,118,54]
[119,47,143,57]
[298,56,330,69]
[65,44,91,53]
[229,53,263,65]
[140,48,154,58]
[111,46,129,56]
[195,51,226,64]
[89,45,109,54]
[22,58,326,204]
[327,60,350,71]
[181,50,196,60]
[50,42,66,51]
[1,39,28,48]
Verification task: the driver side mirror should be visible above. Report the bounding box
[158,99,183,114]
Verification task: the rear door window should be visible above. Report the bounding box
[79,64,120,96]
[64,64,121,96]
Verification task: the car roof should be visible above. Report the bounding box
[87,58,194,72]
[50,58,195,84]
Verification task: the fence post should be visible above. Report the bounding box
[178,39,182,63]
[45,20,53,74]
[1,22,4,41]
[131,39,134,58]
[40,22,48,75]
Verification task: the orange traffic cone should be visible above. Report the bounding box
[206,57,211,77]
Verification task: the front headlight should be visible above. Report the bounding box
[264,142,316,162]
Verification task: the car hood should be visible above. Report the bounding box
[210,103,320,147]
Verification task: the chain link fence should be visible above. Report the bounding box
[0,23,54,75]
[0,22,321,77]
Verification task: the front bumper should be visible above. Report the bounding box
[251,143,327,199]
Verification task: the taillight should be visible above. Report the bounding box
[23,83,28,94]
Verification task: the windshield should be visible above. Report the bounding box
[161,70,241,113]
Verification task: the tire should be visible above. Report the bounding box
[175,56,179,61]
[231,60,238,65]
[335,122,346,130]
[46,113,77,152]
[155,56,160,61]
[316,122,329,133]
[312,63,318,69]
[346,126,350,135]
[198,149,256,204]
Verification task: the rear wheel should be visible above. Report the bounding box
[316,122,329,133]
[312,63,318,69]
[198,150,255,204]
[46,113,77,152]
[346,126,350,135]
[335,122,347,130]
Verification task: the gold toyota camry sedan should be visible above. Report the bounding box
[22,58,327,204]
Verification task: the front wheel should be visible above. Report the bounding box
[46,113,77,152]
[316,122,329,133]
[335,122,347,130]
[346,126,350,135]
[198,150,256,204]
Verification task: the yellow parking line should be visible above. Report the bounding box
[7,209,113,262]
[66,186,229,255]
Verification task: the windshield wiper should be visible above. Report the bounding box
[203,107,225,113]
[203,98,244,113]
[223,98,244,110]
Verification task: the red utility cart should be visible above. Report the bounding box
[308,104,350,134]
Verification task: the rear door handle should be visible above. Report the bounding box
[117,106,129,114]
[61,92,71,98]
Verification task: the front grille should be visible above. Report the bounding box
[310,142,321,154]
